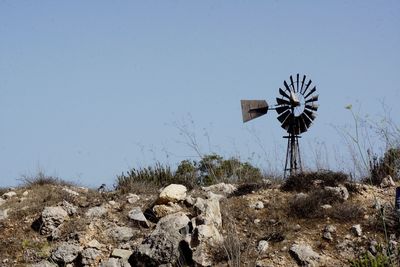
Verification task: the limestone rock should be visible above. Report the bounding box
[249,200,264,210]
[153,202,183,217]
[158,184,187,204]
[128,207,149,227]
[51,242,81,263]
[0,209,9,220]
[194,196,222,228]
[41,206,68,235]
[202,183,237,195]
[290,243,324,267]
[257,240,269,253]
[107,226,136,242]
[2,191,16,199]
[380,175,396,188]
[85,206,107,218]
[62,187,80,196]
[351,224,362,237]
[111,248,132,259]
[62,200,78,215]
[99,258,130,267]
[126,193,140,204]
[81,248,102,265]
[324,186,349,201]
[132,212,190,265]
[87,239,103,250]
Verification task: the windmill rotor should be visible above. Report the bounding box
[240,73,319,177]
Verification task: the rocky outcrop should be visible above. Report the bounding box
[40,206,68,236]
[51,242,81,264]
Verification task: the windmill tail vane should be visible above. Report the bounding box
[240,74,319,178]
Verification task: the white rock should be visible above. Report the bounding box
[254,219,261,224]
[128,207,149,227]
[41,206,68,235]
[289,243,323,266]
[324,186,349,201]
[87,239,103,249]
[22,191,29,196]
[2,191,16,199]
[126,193,140,204]
[0,209,9,220]
[111,248,132,259]
[51,242,81,263]
[106,226,136,242]
[380,175,396,188]
[249,200,264,210]
[158,184,187,204]
[257,240,269,253]
[202,183,237,195]
[351,224,362,237]
[62,188,79,196]
[321,204,332,210]
[194,197,222,228]
[85,206,107,218]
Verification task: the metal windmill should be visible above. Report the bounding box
[241,74,319,177]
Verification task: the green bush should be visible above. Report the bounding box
[350,250,391,267]
[115,154,265,192]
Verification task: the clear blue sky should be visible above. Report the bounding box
[1,1,399,187]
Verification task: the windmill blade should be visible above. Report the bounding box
[290,75,295,92]
[240,100,269,122]
[305,103,319,111]
[276,105,290,115]
[283,80,291,92]
[276,97,291,106]
[279,88,290,99]
[305,94,319,103]
[300,112,313,128]
[302,79,312,95]
[298,115,308,133]
[300,75,306,93]
[296,73,300,93]
[304,86,317,99]
[277,109,291,123]
[304,109,316,121]
[281,113,294,131]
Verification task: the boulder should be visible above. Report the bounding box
[132,212,190,265]
[106,226,136,242]
[41,206,68,235]
[128,207,149,227]
[324,185,349,201]
[290,243,324,267]
[202,183,237,195]
[85,206,107,218]
[191,222,223,266]
[158,184,187,204]
[51,242,81,264]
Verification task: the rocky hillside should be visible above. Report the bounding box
[0,174,398,266]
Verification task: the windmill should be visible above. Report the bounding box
[241,74,319,177]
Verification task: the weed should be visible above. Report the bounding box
[19,171,74,188]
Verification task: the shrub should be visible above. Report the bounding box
[350,249,391,267]
[19,171,74,188]
[282,171,349,192]
[367,147,400,185]
[328,202,364,222]
[288,189,341,218]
